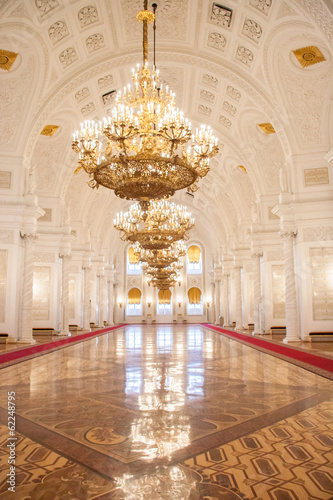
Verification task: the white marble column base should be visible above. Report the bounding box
[16,337,36,344]
[57,330,71,337]
[283,336,301,343]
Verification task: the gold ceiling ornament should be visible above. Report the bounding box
[40,125,60,137]
[72,0,218,202]
[258,123,275,134]
[0,49,19,71]
[114,200,194,250]
[237,165,247,174]
[292,46,326,68]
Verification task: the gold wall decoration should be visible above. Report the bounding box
[0,50,19,71]
[40,125,59,137]
[292,46,326,68]
[237,165,247,174]
[258,123,275,134]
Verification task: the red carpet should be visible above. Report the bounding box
[202,324,333,376]
[0,325,126,366]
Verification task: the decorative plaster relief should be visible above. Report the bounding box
[0,65,33,147]
[208,32,227,51]
[34,252,55,263]
[250,0,272,14]
[298,0,333,44]
[303,227,333,242]
[200,90,215,103]
[276,2,298,19]
[122,0,187,42]
[35,0,59,15]
[198,105,212,116]
[33,266,51,321]
[304,167,329,186]
[75,87,90,103]
[0,250,7,323]
[202,73,218,88]
[86,33,105,52]
[222,101,236,116]
[59,48,78,68]
[236,46,254,66]
[98,74,114,88]
[210,3,232,27]
[0,231,14,244]
[81,102,96,116]
[226,86,241,101]
[242,19,262,43]
[0,172,12,189]
[310,247,333,320]
[218,115,231,128]
[102,90,116,106]
[78,5,99,27]
[48,20,69,44]
[268,207,280,220]
[279,56,329,145]
[187,276,202,288]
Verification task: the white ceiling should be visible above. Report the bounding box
[1,0,332,258]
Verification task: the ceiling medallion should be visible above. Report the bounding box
[40,125,60,137]
[72,0,219,203]
[258,123,275,134]
[292,46,326,68]
[0,50,19,71]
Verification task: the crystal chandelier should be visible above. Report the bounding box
[135,241,186,268]
[72,0,219,202]
[114,200,194,250]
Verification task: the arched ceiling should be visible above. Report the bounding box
[1,0,332,258]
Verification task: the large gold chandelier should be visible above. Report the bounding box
[72,0,218,202]
[135,241,186,268]
[114,200,194,250]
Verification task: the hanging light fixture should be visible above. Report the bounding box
[72,0,219,203]
[114,200,194,250]
[135,240,186,268]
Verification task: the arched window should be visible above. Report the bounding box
[187,245,202,273]
[187,287,203,315]
[127,287,142,315]
[127,246,142,274]
[157,289,172,315]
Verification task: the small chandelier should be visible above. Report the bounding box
[114,200,194,250]
[72,0,219,202]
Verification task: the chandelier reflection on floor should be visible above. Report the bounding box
[72,0,218,202]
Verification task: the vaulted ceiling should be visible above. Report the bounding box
[1,0,332,259]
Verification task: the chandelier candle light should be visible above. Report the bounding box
[72,0,218,204]
[114,200,194,250]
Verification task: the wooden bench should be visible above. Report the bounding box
[69,324,78,331]
[248,324,254,331]
[0,333,9,344]
[90,323,96,329]
[270,326,286,335]
[309,332,333,342]
[232,321,236,329]
[32,328,55,336]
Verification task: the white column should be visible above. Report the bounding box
[18,232,37,343]
[282,231,300,343]
[97,273,105,328]
[251,252,263,335]
[222,273,229,326]
[82,265,91,330]
[59,253,71,336]
[107,278,114,326]
[234,266,243,330]
[215,280,221,324]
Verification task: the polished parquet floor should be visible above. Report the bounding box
[0,325,332,499]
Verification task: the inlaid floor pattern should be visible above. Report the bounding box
[0,325,332,499]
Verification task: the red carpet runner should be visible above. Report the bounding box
[0,325,126,367]
[202,324,333,377]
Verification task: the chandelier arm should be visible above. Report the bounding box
[143,0,148,66]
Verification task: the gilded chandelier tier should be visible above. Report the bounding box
[114,200,194,250]
[72,0,218,202]
[135,241,186,268]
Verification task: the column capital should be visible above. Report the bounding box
[251,251,263,259]
[20,231,37,242]
[59,252,71,260]
[280,229,297,240]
